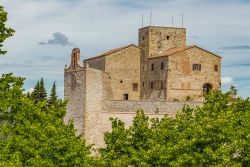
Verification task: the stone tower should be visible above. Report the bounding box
[64,48,86,135]
[138,26,186,99]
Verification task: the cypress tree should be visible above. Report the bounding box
[26,92,31,99]
[39,78,47,101]
[31,81,40,101]
[48,81,57,106]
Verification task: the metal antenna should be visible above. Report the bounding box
[182,13,184,28]
[150,11,152,26]
[172,16,174,27]
[142,14,144,28]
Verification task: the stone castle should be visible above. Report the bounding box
[64,26,221,147]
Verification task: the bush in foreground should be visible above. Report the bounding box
[100,91,250,166]
[0,74,96,166]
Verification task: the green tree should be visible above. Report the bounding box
[100,91,250,166]
[39,78,47,100]
[31,80,40,101]
[0,6,15,55]
[30,78,47,102]
[0,74,96,166]
[47,81,57,106]
[230,85,237,98]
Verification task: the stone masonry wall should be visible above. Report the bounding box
[105,45,141,100]
[139,26,186,100]
[64,69,86,135]
[87,56,105,71]
[103,100,201,113]
[147,57,168,100]
[88,100,202,148]
[84,68,105,146]
[167,46,221,101]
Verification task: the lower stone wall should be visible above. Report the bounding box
[90,112,167,148]
[102,100,202,113]
[85,100,202,148]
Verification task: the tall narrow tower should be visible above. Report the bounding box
[138,26,186,99]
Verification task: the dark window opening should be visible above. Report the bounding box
[123,94,128,100]
[167,36,169,40]
[151,64,154,71]
[142,36,145,40]
[142,82,144,87]
[161,62,164,70]
[120,80,123,83]
[150,81,154,89]
[193,64,201,71]
[215,65,218,71]
[132,83,138,91]
[160,81,164,89]
[203,83,212,93]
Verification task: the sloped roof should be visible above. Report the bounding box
[149,45,222,59]
[84,44,139,61]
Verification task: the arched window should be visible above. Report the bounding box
[203,83,212,93]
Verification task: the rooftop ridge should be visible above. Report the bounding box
[149,45,221,59]
[139,26,186,30]
[84,44,139,61]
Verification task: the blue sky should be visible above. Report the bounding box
[1,0,250,98]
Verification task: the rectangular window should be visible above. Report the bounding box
[161,62,164,70]
[193,64,201,71]
[123,94,128,100]
[132,83,138,91]
[215,65,218,71]
[150,81,153,89]
[160,81,164,89]
[151,64,154,71]
[142,82,144,87]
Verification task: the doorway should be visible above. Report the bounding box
[123,94,128,100]
[203,83,212,93]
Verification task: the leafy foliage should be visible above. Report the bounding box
[0,6,15,55]
[31,78,47,102]
[100,91,250,166]
[0,74,96,166]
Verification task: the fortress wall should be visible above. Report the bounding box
[102,100,202,113]
[92,112,167,148]
[87,100,202,148]
[64,69,86,135]
[84,68,104,146]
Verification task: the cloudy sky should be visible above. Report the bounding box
[1,0,250,98]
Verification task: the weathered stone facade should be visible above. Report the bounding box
[64,26,221,147]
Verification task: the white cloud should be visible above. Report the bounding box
[221,76,234,86]
[39,32,73,46]
[1,0,250,98]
